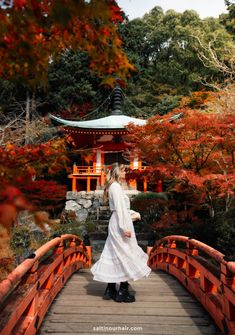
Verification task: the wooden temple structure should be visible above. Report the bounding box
[50,86,151,192]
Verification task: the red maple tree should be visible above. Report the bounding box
[0,0,134,86]
[127,108,235,224]
[0,136,72,231]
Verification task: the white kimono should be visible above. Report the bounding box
[90,181,152,283]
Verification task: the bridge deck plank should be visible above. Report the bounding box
[38,269,222,335]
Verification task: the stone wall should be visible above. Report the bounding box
[65,190,140,222]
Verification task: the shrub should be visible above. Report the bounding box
[214,208,235,259]
[10,225,31,256]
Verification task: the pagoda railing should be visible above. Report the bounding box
[70,164,150,192]
[147,235,235,335]
[0,234,92,335]
[72,164,149,175]
[72,165,103,175]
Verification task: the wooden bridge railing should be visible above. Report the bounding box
[147,235,235,335]
[1,233,234,334]
[0,234,92,335]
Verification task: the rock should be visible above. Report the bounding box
[65,200,81,211]
[78,224,86,232]
[84,191,94,199]
[77,198,92,209]
[92,199,100,208]
[66,191,78,200]
[77,208,88,222]
[62,191,144,228]
[78,191,86,197]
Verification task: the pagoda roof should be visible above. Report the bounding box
[49,114,146,130]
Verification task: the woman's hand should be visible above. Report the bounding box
[130,210,141,221]
[123,230,132,238]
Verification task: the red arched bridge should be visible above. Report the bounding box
[0,234,234,335]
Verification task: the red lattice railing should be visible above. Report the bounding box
[147,235,235,335]
[0,234,92,335]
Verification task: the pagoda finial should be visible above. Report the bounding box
[111,84,124,115]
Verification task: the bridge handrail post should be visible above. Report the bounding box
[85,245,92,268]
[220,261,235,329]
[168,239,176,249]
[22,260,39,286]
[185,241,199,280]
[186,240,198,256]
[53,240,65,255]
[221,261,235,288]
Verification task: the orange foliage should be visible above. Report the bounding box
[0,0,134,86]
[180,91,212,109]
[127,108,234,176]
[127,108,235,214]
[0,225,14,281]
[0,187,32,232]
[0,137,70,185]
[0,137,71,235]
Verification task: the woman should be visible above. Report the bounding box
[90,163,152,303]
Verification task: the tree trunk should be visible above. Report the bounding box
[25,92,36,145]
[25,92,30,145]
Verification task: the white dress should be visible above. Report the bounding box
[90,181,152,283]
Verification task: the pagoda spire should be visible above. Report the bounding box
[111,85,124,115]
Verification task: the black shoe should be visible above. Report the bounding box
[114,287,135,303]
[103,286,117,300]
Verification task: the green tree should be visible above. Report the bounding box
[45,50,107,114]
[220,0,235,38]
[119,7,233,117]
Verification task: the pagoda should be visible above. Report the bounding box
[50,86,148,192]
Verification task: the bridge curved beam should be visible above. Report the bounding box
[0,234,92,335]
[147,235,235,335]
